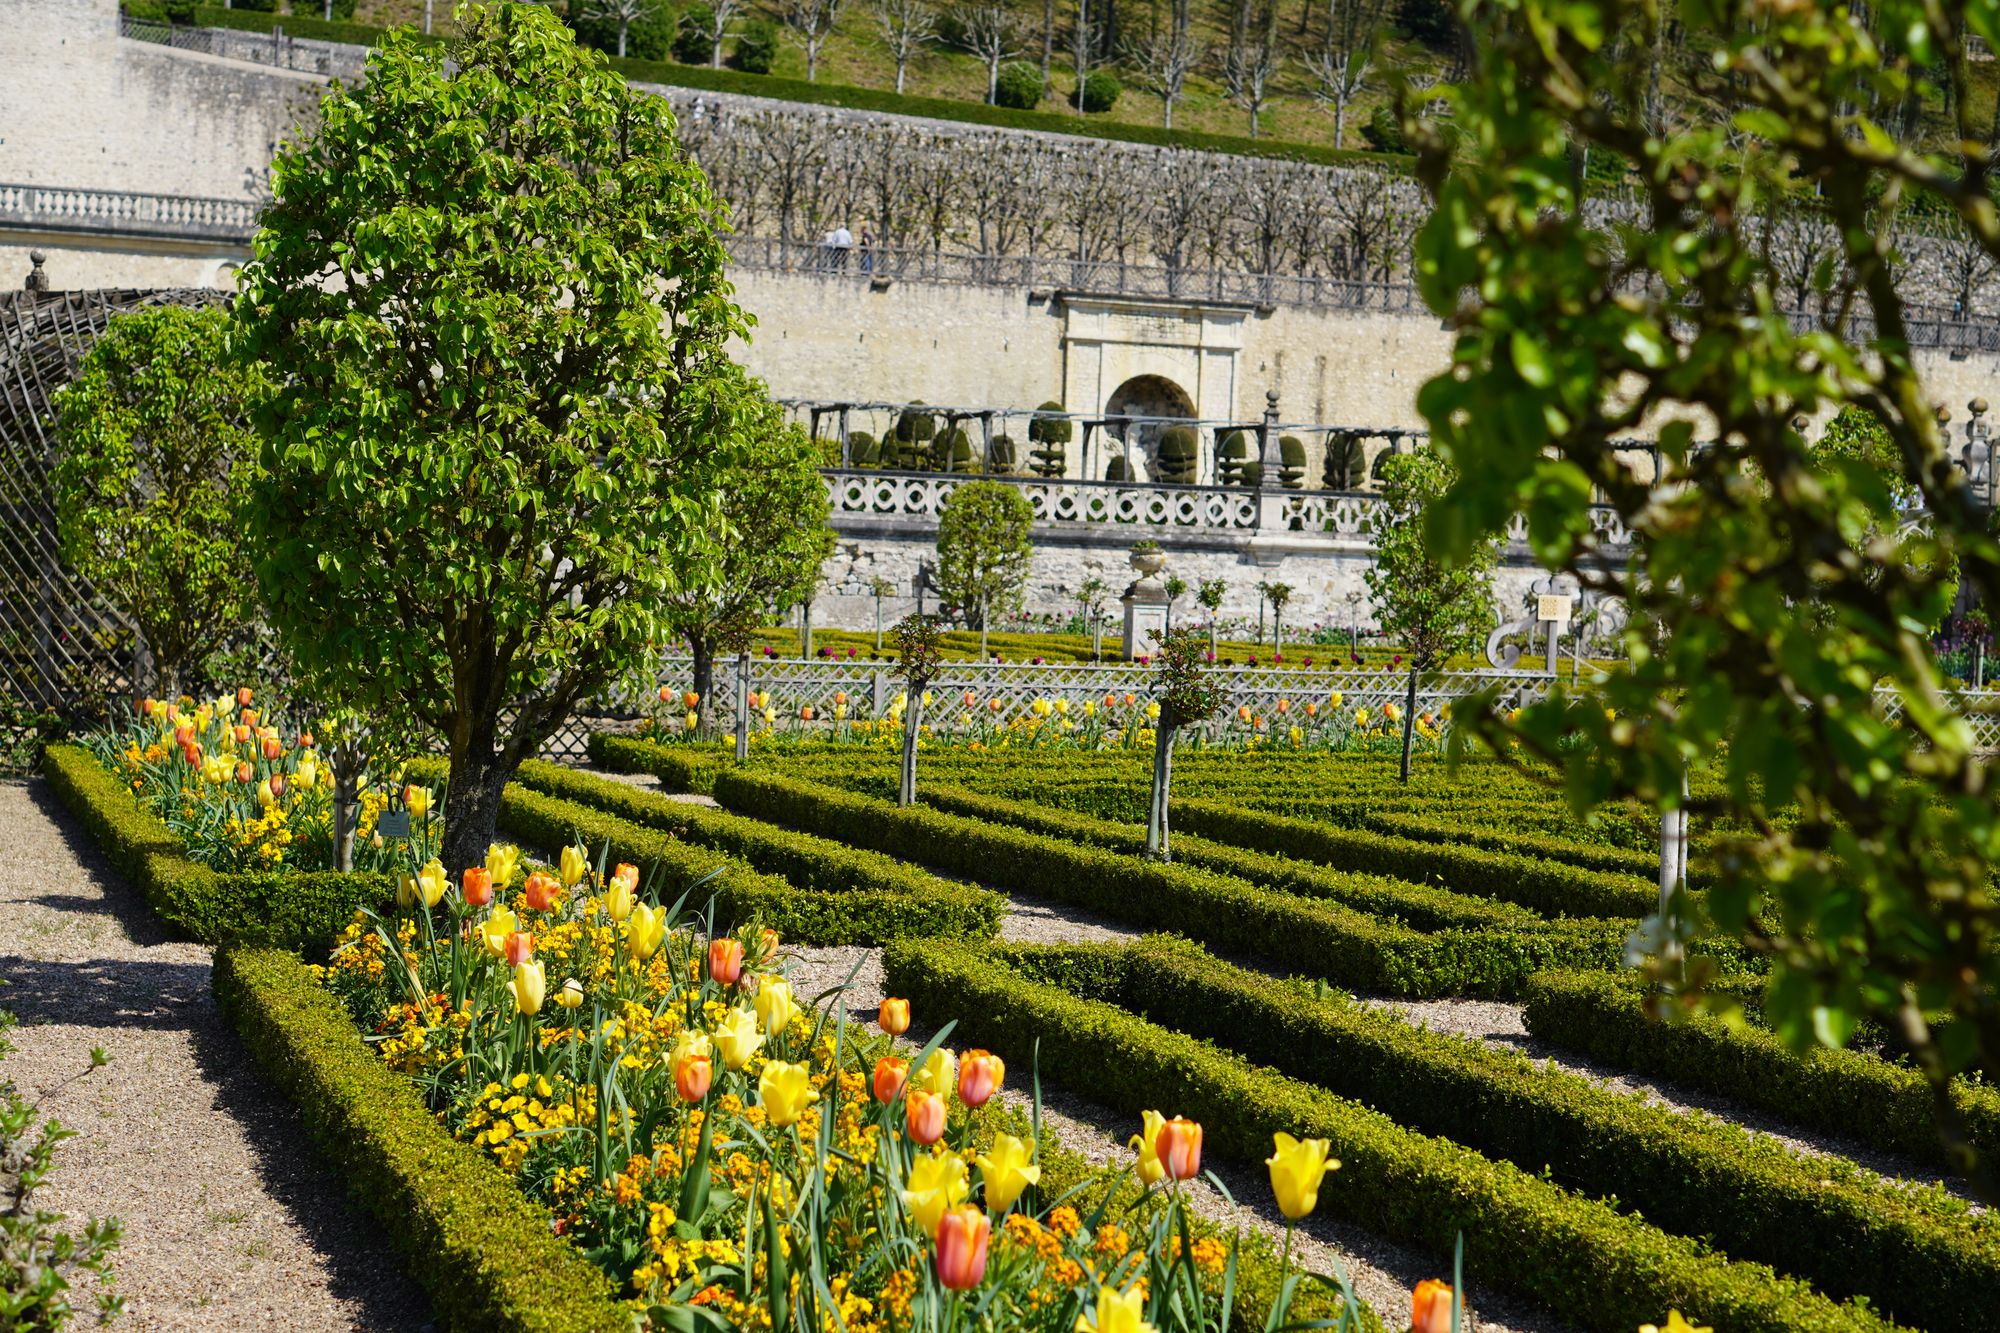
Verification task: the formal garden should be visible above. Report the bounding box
[8,3,2000,1333]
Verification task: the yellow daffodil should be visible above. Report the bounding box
[415,858,448,909]
[480,905,519,957]
[1639,1316,1711,1333]
[974,1133,1041,1213]
[510,959,546,1016]
[1075,1284,1155,1333]
[914,1046,956,1100]
[1130,1109,1167,1185]
[757,1059,819,1127]
[558,844,588,888]
[900,1150,969,1237]
[713,1006,765,1070]
[626,903,665,961]
[486,843,521,889]
[1266,1133,1339,1220]
[1144,702,1160,721]
[754,977,799,1035]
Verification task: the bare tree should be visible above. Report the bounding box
[584,0,663,58]
[692,0,743,66]
[1126,0,1203,129]
[753,112,837,246]
[903,139,966,255]
[780,0,844,80]
[954,4,1025,103]
[1305,0,1388,147]
[1219,0,1282,138]
[1041,0,1056,81]
[873,0,936,92]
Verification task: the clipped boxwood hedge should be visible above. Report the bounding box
[1106,938,1996,1332]
[485,776,1001,944]
[42,743,392,955]
[882,938,1903,1333]
[213,944,630,1332]
[587,732,724,793]
[1524,969,2000,1173]
[709,768,1625,996]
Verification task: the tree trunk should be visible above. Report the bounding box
[896,56,908,92]
[443,715,511,876]
[1275,609,1283,656]
[898,693,924,805]
[735,652,752,762]
[1398,665,1418,782]
[331,745,362,874]
[875,596,886,651]
[618,22,629,57]
[1146,720,1176,860]
[1334,95,1346,149]
[691,638,717,735]
[1042,0,1055,80]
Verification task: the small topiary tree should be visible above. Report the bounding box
[1163,573,1187,631]
[846,429,880,466]
[1217,430,1253,485]
[1197,577,1226,656]
[1106,455,1132,481]
[1146,626,1227,860]
[1078,68,1121,112]
[1278,435,1307,488]
[933,425,977,473]
[887,402,936,470]
[52,304,262,697]
[893,613,944,804]
[1323,430,1366,489]
[995,60,1044,108]
[1155,425,1199,484]
[730,18,778,71]
[1028,401,1071,477]
[935,479,1034,629]
[988,433,1020,473]
[1265,580,1293,654]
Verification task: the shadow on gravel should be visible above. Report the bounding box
[22,781,178,950]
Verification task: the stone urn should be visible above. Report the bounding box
[1129,546,1167,578]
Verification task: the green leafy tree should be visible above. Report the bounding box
[1163,573,1188,632]
[1145,626,1227,860]
[893,614,945,805]
[1411,0,2000,1191]
[1196,577,1227,656]
[52,305,261,697]
[934,480,1035,630]
[234,4,747,873]
[663,389,835,732]
[1265,581,1293,655]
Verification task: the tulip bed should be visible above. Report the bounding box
[883,937,1904,1333]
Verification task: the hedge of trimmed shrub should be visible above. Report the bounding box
[587,732,723,792]
[1524,968,2000,1173]
[881,938,1901,1333]
[213,944,630,1332]
[1104,938,1996,1332]
[708,768,1624,995]
[488,777,1001,944]
[42,743,391,955]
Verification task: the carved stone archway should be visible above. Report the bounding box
[1103,373,1196,479]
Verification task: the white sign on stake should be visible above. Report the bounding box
[1536,594,1574,627]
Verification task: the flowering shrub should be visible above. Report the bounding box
[83,693,432,874]
[313,844,1374,1331]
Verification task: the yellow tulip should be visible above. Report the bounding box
[914,1046,956,1100]
[554,978,585,1010]
[295,757,317,789]
[1130,1109,1167,1185]
[480,905,518,957]
[670,1029,712,1073]
[396,873,418,910]
[485,842,521,889]
[975,1133,1041,1213]
[1328,690,1344,709]
[899,1150,970,1237]
[1074,1284,1155,1333]
[1353,708,1369,728]
[510,959,546,1015]
[713,1006,765,1070]
[559,844,588,888]
[627,903,665,961]
[754,977,799,1035]
[256,779,276,808]
[415,858,448,909]
[604,879,636,923]
[1266,1132,1339,1220]
[758,1059,820,1127]
[1640,1316,1711,1333]
[404,785,433,818]
[1144,702,1160,721]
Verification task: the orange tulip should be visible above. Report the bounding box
[1275,698,1291,713]
[933,1205,990,1290]
[676,1053,713,1103]
[962,690,978,707]
[957,1050,1004,1107]
[234,761,253,784]
[298,731,314,749]
[266,773,285,798]
[683,690,701,710]
[873,1056,910,1104]
[1122,693,1136,706]
[523,872,563,913]
[136,696,152,716]
[236,687,253,707]
[1305,701,1319,717]
[987,698,1002,713]
[1156,1116,1203,1180]
[180,742,200,766]
[611,862,640,894]
[834,690,849,706]
[1410,1280,1455,1333]
[878,997,911,1035]
[906,1089,947,1145]
[174,724,194,746]
[708,937,744,986]
[1236,705,1252,723]
[262,736,282,761]
[232,724,251,745]
[800,704,815,721]
[462,867,493,907]
[1103,692,1117,708]
[240,707,258,727]
[658,685,672,703]
[503,931,535,967]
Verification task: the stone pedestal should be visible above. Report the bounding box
[1121,578,1171,658]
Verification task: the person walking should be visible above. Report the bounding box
[830,223,854,270]
[858,225,875,275]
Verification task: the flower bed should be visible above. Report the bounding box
[882,937,1902,1333]
[43,743,392,953]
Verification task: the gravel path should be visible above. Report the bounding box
[0,779,432,1333]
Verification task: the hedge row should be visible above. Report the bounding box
[490,778,1000,944]
[1101,938,1995,1332]
[1523,969,2000,1173]
[212,944,629,1332]
[587,732,723,793]
[41,744,391,955]
[881,938,1903,1333]
[709,768,1624,995]
[508,758,1002,938]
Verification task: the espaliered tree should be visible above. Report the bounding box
[53,304,262,697]
[1363,451,1496,781]
[893,614,945,805]
[1145,626,1227,860]
[235,4,747,874]
[1414,0,2000,1190]
[663,386,835,733]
